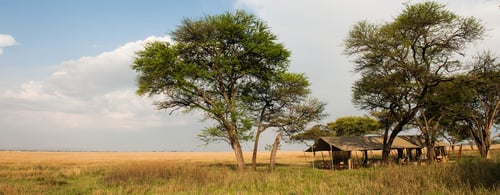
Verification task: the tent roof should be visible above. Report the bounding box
[398,135,449,147]
[305,136,422,152]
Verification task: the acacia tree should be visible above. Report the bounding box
[245,72,322,170]
[327,116,380,136]
[344,2,484,162]
[132,10,290,170]
[267,98,326,172]
[412,81,458,162]
[458,53,500,159]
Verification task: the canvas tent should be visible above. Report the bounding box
[305,136,423,169]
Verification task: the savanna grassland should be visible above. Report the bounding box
[0,147,499,194]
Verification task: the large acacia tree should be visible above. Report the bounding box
[244,72,326,171]
[344,2,484,161]
[464,53,500,159]
[453,53,500,159]
[132,10,290,170]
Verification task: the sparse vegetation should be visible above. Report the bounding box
[0,149,498,194]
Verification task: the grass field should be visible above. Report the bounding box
[0,147,499,194]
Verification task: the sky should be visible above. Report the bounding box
[0,0,499,152]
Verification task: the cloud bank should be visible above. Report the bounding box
[0,36,210,151]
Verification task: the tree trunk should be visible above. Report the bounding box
[476,137,491,159]
[251,129,263,171]
[227,124,246,171]
[470,120,492,159]
[426,144,436,163]
[231,140,246,171]
[380,116,392,164]
[382,134,395,164]
[415,111,441,164]
[382,110,418,163]
[269,128,282,172]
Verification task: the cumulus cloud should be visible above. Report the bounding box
[0,35,193,133]
[0,34,16,55]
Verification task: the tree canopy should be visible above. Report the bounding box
[344,2,485,161]
[327,116,380,136]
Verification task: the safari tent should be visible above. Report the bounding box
[305,136,424,170]
[399,135,449,161]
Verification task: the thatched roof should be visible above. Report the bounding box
[305,136,422,152]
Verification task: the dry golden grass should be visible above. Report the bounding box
[0,145,498,194]
[1,144,496,164]
[0,150,310,165]
[0,150,315,194]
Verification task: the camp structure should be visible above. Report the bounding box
[305,136,424,170]
[399,135,449,162]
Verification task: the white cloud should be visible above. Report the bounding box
[236,0,500,121]
[0,35,192,133]
[0,34,16,55]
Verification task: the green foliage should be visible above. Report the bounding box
[245,72,314,127]
[278,98,327,136]
[292,124,333,141]
[327,116,381,136]
[133,10,289,114]
[198,120,254,145]
[292,116,381,140]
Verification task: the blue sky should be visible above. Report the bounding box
[0,0,232,83]
[1,0,499,151]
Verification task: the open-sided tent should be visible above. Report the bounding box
[305,136,421,152]
[305,136,423,169]
[399,135,449,161]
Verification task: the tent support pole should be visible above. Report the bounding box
[330,145,334,170]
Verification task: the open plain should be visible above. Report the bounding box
[0,147,499,194]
